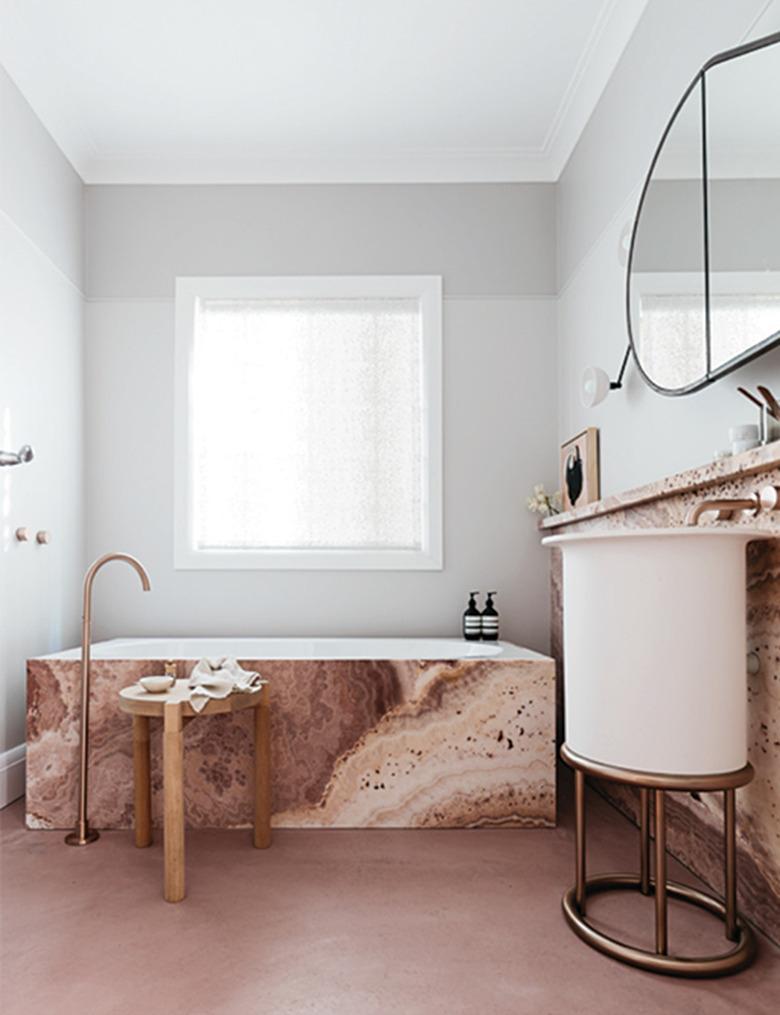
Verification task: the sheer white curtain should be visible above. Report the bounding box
[639,291,780,387]
[709,293,780,370]
[191,297,423,551]
[638,293,707,389]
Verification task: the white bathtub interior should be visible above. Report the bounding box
[35,637,545,662]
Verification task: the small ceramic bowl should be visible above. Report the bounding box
[139,675,175,694]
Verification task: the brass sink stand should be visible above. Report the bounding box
[561,743,755,977]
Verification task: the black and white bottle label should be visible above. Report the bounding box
[463,616,482,638]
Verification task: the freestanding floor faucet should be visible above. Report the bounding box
[65,553,151,846]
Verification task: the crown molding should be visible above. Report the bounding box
[543,0,650,179]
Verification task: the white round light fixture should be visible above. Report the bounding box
[580,347,632,408]
[580,366,611,407]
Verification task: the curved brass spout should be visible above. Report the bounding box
[65,553,151,846]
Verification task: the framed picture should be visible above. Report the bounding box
[560,428,599,512]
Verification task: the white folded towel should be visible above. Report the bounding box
[187,657,267,713]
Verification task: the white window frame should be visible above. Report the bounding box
[174,275,443,570]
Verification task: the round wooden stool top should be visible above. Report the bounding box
[118,678,264,718]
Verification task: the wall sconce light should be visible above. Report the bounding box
[580,346,631,407]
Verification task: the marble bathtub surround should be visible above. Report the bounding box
[545,442,780,945]
[27,653,556,832]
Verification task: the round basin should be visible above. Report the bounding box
[543,527,772,776]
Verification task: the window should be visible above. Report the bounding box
[174,276,442,569]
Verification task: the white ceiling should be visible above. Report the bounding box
[0,0,648,184]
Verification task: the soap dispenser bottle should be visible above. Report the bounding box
[463,592,482,641]
[481,592,499,641]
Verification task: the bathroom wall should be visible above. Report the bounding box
[556,0,780,495]
[83,184,557,648]
[0,67,84,804]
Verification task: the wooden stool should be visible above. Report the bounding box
[118,680,271,902]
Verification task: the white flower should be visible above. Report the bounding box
[526,482,560,517]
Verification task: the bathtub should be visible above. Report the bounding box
[27,636,556,831]
[36,636,543,662]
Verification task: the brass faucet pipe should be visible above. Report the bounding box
[65,553,151,846]
[684,495,759,526]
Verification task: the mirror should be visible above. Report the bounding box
[627,32,780,395]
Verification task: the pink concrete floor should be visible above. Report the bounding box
[1,782,778,1015]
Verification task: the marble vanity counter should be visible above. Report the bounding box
[545,442,780,944]
[27,646,556,832]
[542,440,780,530]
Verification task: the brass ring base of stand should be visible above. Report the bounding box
[561,743,756,978]
[562,874,755,977]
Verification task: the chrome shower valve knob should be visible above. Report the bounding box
[0,445,34,467]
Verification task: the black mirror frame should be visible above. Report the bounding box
[625,30,780,397]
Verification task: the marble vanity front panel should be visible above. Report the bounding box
[547,449,780,944]
[27,656,556,831]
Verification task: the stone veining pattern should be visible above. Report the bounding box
[27,657,556,831]
[548,450,780,945]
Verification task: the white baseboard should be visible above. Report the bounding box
[0,744,25,808]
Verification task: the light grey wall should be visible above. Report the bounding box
[634,179,780,272]
[0,69,84,776]
[85,183,555,298]
[84,184,558,650]
[556,0,780,495]
[710,178,780,271]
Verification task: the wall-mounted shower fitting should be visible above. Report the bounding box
[0,445,34,467]
[14,527,51,543]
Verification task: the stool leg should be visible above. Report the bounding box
[654,789,668,955]
[254,685,271,849]
[132,715,152,848]
[163,702,185,903]
[639,788,651,895]
[574,768,586,915]
[725,788,738,941]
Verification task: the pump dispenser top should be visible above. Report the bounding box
[481,591,499,641]
[463,591,481,641]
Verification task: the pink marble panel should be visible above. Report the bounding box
[27,657,556,831]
